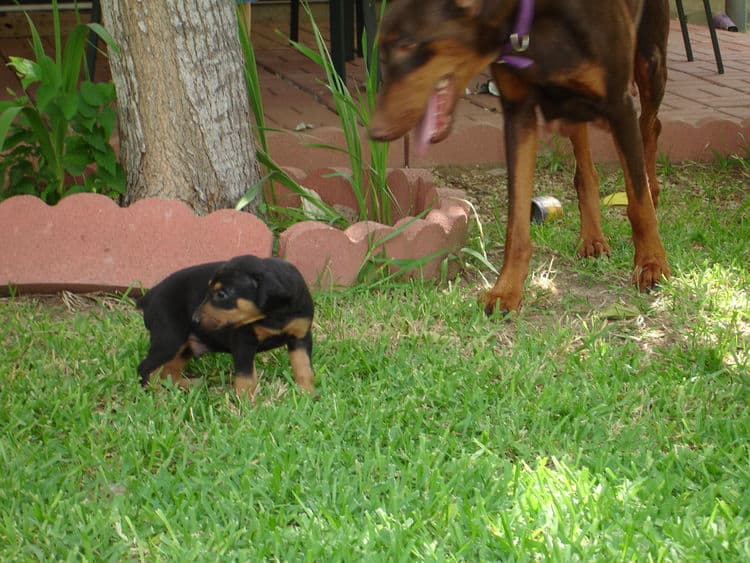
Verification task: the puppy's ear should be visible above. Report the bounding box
[454,0,482,17]
[255,268,293,311]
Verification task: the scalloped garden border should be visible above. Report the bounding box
[0,168,469,295]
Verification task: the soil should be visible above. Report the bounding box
[432,162,633,307]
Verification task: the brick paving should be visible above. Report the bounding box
[1,9,749,167]
[251,17,750,167]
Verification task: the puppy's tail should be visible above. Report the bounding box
[135,291,151,310]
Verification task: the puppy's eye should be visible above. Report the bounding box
[215,288,229,301]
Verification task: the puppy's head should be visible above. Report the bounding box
[192,256,293,331]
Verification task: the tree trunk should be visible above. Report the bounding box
[101,0,260,214]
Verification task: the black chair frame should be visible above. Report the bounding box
[674,0,724,74]
[290,0,377,82]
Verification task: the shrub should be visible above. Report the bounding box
[0,0,124,204]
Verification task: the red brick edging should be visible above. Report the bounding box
[0,168,469,295]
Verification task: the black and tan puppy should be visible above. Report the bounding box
[136,255,315,399]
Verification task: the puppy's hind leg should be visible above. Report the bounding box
[138,339,195,390]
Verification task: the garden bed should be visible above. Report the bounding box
[0,167,469,295]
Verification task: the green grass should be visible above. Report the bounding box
[1,160,749,560]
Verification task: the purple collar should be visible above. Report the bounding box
[498,0,534,68]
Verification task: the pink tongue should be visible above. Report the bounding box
[414,93,438,156]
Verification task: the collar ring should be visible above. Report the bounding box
[510,33,530,52]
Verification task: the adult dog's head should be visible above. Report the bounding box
[369,0,513,153]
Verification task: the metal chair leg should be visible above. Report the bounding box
[292,0,378,82]
[329,0,347,80]
[85,0,101,78]
[702,0,725,73]
[675,0,694,61]
[290,0,300,42]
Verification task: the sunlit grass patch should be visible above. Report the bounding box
[1,161,749,559]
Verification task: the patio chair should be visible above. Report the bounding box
[290,0,377,82]
[674,0,725,74]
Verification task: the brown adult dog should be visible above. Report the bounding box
[370,0,671,314]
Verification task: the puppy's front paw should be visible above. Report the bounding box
[233,372,259,401]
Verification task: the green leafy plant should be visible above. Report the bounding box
[235,4,343,228]
[291,0,394,224]
[537,135,570,174]
[0,0,124,204]
[236,2,447,284]
[657,149,675,176]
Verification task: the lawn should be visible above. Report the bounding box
[1,158,748,560]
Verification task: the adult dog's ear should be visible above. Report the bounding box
[255,268,293,311]
[454,0,482,17]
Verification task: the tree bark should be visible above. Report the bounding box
[101,0,260,214]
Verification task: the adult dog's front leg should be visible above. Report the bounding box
[608,96,670,290]
[484,67,537,315]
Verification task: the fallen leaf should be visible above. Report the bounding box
[602,192,628,206]
[600,303,641,320]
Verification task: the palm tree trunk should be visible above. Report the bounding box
[101,0,260,214]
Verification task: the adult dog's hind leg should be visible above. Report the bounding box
[635,0,669,208]
[569,124,610,258]
[608,95,670,290]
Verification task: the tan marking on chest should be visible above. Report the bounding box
[493,66,531,102]
[549,63,607,99]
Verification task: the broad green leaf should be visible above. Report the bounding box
[1,125,34,153]
[37,55,62,91]
[80,81,104,107]
[64,184,88,196]
[61,24,89,91]
[20,107,56,167]
[35,83,58,113]
[94,147,117,175]
[86,22,120,56]
[96,81,116,101]
[65,135,88,154]
[59,92,79,120]
[83,130,107,152]
[7,57,40,89]
[98,107,116,138]
[78,100,98,119]
[77,115,97,132]
[0,106,23,152]
[63,149,89,176]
